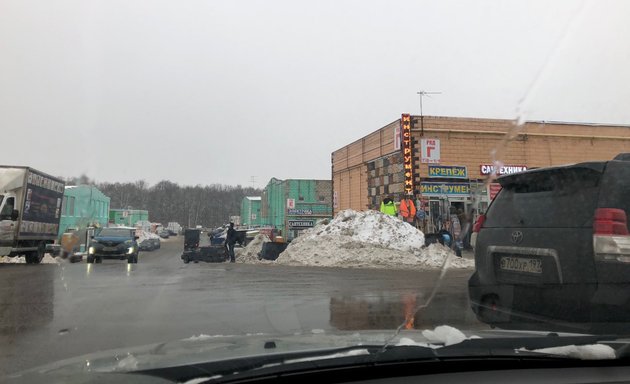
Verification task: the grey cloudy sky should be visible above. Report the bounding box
[1,0,629,187]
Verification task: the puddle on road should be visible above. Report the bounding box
[329,290,476,331]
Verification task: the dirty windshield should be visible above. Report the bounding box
[1,0,630,382]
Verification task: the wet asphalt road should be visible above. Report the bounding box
[0,237,485,376]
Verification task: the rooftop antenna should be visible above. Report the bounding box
[416,91,442,136]
[250,176,256,189]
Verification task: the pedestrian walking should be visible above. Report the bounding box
[225,222,238,263]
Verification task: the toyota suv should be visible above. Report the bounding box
[469,154,630,333]
[88,227,140,264]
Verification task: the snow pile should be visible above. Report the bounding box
[137,230,159,243]
[273,210,473,269]
[0,255,59,264]
[305,210,425,252]
[421,325,472,346]
[236,234,271,263]
[521,344,616,360]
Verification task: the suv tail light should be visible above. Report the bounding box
[593,208,630,263]
[473,214,486,233]
[594,208,629,235]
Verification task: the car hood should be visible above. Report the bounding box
[5,328,621,384]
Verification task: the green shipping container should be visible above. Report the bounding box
[59,185,111,237]
[240,196,262,227]
[261,178,332,240]
[109,209,149,227]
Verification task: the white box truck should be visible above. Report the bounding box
[0,166,65,263]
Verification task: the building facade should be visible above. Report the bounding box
[59,185,110,237]
[332,115,630,232]
[240,196,262,227]
[109,209,149,227]
[260,178,333,240]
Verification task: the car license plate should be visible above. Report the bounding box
[103,247,117,251]
[500,256,542,274]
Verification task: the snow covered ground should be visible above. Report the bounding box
[237,210,474,270]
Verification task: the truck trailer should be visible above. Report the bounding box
[0,166,65,263]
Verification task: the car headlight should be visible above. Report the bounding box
[127,247,136,254]
[88,247,96,255]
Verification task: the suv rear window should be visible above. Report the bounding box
[484,165,604,228]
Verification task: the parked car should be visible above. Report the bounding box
[88,227,139,264]
[139,237,160,251]
[469,154,630,332]
[158,230,170,239]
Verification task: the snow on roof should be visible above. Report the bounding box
[246,196,261,201]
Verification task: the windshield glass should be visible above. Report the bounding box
[96,228,132,238]
[1,0,630,381]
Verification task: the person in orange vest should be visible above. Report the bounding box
[399,195,417,224]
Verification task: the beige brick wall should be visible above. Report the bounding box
[333,115,630,214]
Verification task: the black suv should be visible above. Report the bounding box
[469,154,630,332]
[88,227,140,264]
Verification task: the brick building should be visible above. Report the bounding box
[332,115,630,231]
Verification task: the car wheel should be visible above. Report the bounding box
[95,257,103,264]
[86,255,95,263]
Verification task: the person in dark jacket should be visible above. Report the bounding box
[225,222,238,263]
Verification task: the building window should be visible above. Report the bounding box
[68,196,75,216]
[319,196,326,202]
[62,196,68,216]
[298,196,304,201]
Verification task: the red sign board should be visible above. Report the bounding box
[401,114,414,194]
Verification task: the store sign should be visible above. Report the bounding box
[420,182,470,196]
[288,220,314,229]
[286,198,295,209]
[480,164,527,176]
[420,139,440,164]
[401,113,414,194]
[428,165,468,179]
[287,209,313,215]
[251,214,257,220]
[489,183,502,200]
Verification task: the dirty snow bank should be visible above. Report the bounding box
[137,230,159,243]
[236,234,271,263]
[1,255,59,264]
[275,210,473,269]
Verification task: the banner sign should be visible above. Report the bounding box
[401,114,414,194]
[480,164,527,176]
[428,165,468,179]
[21,170,64,236]
[420,138,440,163]
[286,199,295,209]
[420,182,470,196]
[288,220,314,229]
[287,209,313,215]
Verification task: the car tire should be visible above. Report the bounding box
[128,255,138,264]
[95,257,103,264]
[86,255,95,263]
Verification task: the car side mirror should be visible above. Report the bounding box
[11,209,19,221]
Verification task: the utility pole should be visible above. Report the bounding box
[250,176,256,189]
[416,91,442,136]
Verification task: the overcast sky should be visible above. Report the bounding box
[1,0,629,187]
